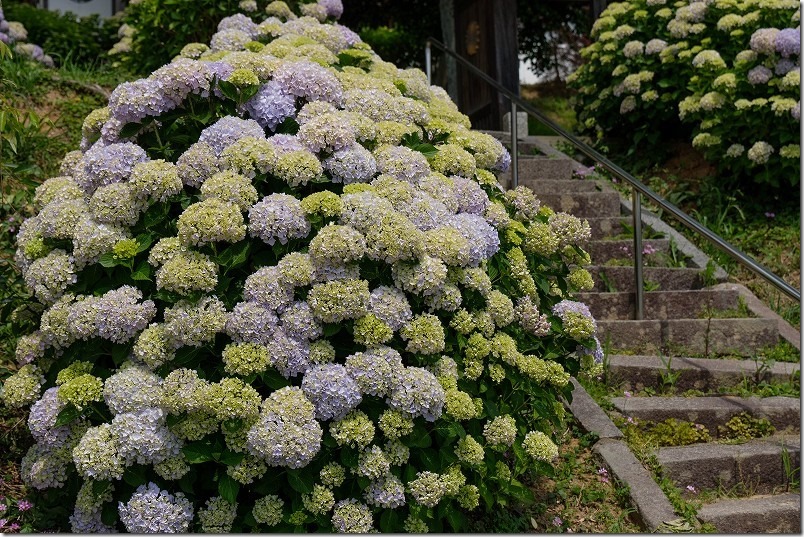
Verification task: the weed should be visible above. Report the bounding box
[717,412,775,442]
[658,355,682,394]
[644,279,661,292]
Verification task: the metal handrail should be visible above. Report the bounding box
[425,37,801,316]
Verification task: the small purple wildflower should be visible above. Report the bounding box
[553,516,563,527]
[16,500,32,512]
[765,212,775,218]
[624,390,632,398]
[686,485,698,494]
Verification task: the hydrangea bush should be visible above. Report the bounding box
[568,0,800,188]
[2,0,603,532]
[0,5,54,66]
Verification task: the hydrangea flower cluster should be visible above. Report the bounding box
[0,9,54,66]
[569,0,800,189]
[4,1,601,532]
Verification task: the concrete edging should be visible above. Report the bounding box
[565,378,680,532]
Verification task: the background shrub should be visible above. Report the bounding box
[568,0,800,190]
[3,0,119,67]
[3,1,603,532]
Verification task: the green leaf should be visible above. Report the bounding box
[217,240,251,270]
[217,80,240,102]
[119,122,142,138]
[92,479,111,498]
[417,448,439,471]
[408,423,432,448]
[218,472,240,504]
[340,448,359,469]
[287,469,314,494]
[122,465,147,487]
[219,450,245,466]
[136,233,155,253]
[131,262,152,281]
[183,440,216,463]
[261,369,290,390]
[379,509,400,532]
[98,252,120,268]
[54,404,81,427]
[101,502,118,527]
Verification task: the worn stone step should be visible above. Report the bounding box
[498,154,575,183]
[587,266,705,293]
[536,191,622,218]
[607,354,800,392]
[597,318,778,357]
[610,395,800,434]
[587,238,671,265]
[584,216,632,240]
[657,436,800,495]
[518,177,600,193]
[697,492,801,533]
[577,288,742,321]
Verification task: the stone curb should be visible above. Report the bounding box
[565,378,679,532]
[710,282,802,352]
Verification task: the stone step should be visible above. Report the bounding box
[607,354,801,392]
[518,177,600,193]
[577,288,743,321]
[587,238,671,265]
[535,191,622,218]
[585,216,632,240]
[696,493,801,533]
[587,266,706,293]
[598,318,778,357]
[497,154,575,182]
[657,436,800,495]
[610,395,800,434]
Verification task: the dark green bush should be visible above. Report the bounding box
[3,0,119,67]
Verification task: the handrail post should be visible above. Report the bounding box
[510,101,518,188]
[425,41,432,85]
[632,188,644,320]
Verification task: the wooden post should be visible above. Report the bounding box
[452,0,519,130]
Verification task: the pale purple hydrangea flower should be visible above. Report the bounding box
[302,364,362,421]
[578,335,605,364]
[750,28,780,55]
[387,367,445,422]
[451,175,490,214]
[336,24,361,46]
[364,474,406,508]
[267,330,311,378]
[94,286,157,344]
[149,58,212,106]
[323,144,378,184]
[28,387,71,448]
[226,300,281,344]
[104,364,165,415]
[80,141,149,194]
[247,387,322,468]
[344,348,403,397]
[217,13,259,36]
[199,116,266,155]
[775,28,800,58]
[368,285,413,331]
[269,134,306,154]
[446,213,500,266]
[108,78,174,125]
[118,482,194,533]
[243,267,295,311]
[242,80,297,131]
[374,145,431,183]
[398,194,451,231]
[748,65,773,85]
[249,193,311,246]
[280,301,322,340]
[23,250,77,305]
[775,58,797,75]
[272,59,344,105]
[210,28,252,51]
[318,0,344,18]
[112,407,182,465]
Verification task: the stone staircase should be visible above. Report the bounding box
[492,133,802,533]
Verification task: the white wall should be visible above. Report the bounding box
[43,0,114,18]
